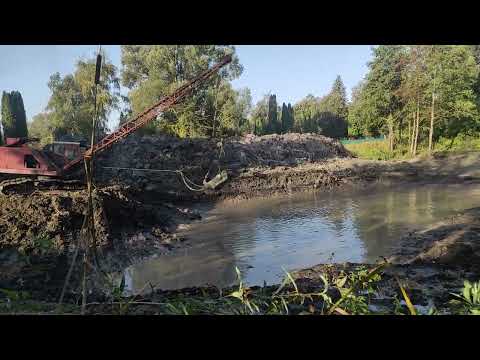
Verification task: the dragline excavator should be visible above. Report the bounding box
[0,55,232,194]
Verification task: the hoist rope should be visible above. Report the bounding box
[101,166,207,192]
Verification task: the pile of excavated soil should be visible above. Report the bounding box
[0,186,196,255]
[95,133,350,197]
[0,186,201,300]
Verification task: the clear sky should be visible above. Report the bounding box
[0,45,373,130]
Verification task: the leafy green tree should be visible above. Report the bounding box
[347,45,479,154]
[426,46,479,144]
[280,102,288,133]
[1,91,28,139]
[280,102,295,133]
[322,75,348,119]
[287,103,294,132]
[250,95,269,135]
[347,81,368,137]
[44,51,120,141]
[292,76,349,139]
[11,91,28,138]
[1,91,14,142]
[293,94,318,133]
[28,112,53,146]
[266,94,279,134]
[120,45,244,138]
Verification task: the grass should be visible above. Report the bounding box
[344,135,480,161]
[344,139,404,161]
[1,264,478,315]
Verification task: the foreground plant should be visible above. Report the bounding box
[450,280,480,315]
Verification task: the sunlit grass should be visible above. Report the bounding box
[344,135,480,161]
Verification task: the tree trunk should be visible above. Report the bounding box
[211,78,220,138]
[410,112,416,155]
[399,118,403,143]
[413,98,420,156]
[428,69,436,155]
[408,114,411,151]
[388,116,394,152]
[428,93,435,155]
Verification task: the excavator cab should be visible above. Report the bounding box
[0,137,59,176]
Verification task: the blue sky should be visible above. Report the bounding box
[0,45,373,130]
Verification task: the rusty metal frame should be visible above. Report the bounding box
[62,55,232,173]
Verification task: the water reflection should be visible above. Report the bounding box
[125,183,480,292]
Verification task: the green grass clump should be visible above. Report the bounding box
[344,140,401,161]
[344,135,480,161]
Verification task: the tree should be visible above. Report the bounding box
[44,51,120,141]
[28,112,53,146]
[11,91,28,138]
[1,91,28,139]
[347,81,368,137]
[120,45,244,138]
[250,95,269,135]
[293,94,319,133]
[323,75,348,119]
[427,46,479,146]
[280,103,288,133]
[292,76,349,139]
[347,45,479,155]
[1,91,14,142]
[287,103,294,132]
[266,94,279,134]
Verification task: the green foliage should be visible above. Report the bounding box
[344,139,399,160]
[43,51,120,141]
[28,112,54,146]
[450,280,480,315]
[346,135,480,160]
[2,92,14,140]
[292,76,349,138]
[250,94,269,135]
[434,134,480,152]
[31,233,54,256]
[324,75,348,119]
[266,94,280,134]
[1,90,28,140]
[349,45,480,152]
[121,45,247,138]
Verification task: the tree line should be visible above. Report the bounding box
[249,75,349,138]
[24,45,350,145]
[348,45,480,155]
[6,45,480,149]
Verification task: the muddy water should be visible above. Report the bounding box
[123,183,480,293]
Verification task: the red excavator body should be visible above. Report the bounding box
[0,138,60,177]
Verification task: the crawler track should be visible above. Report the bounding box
[0,177,85,195]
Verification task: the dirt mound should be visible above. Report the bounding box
[0,186,181,254]
[96,133,350,195]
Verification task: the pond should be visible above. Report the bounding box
[123,183,480,293]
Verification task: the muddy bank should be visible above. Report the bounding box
[0,186,201,301]
[2,205,479,314]
[95,133,350,200]
[87,206,480,314]
[1,131,480,312]
[97,133,480,201]
[389,207,480,268]
[0,186,197,253]
[290,205,480,313]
